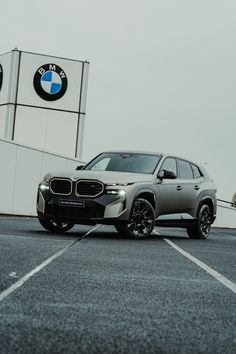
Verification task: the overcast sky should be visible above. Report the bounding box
[1,0,236,199]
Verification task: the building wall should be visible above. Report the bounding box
[216,204,236,229]
[0,138,82,216]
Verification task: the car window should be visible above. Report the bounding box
[178,159,194,179]
[90,157,111,171]
[160,158,177,175]
[191,164,202,179]
[85,153,161,174]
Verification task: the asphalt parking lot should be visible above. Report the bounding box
[0,216,235,354]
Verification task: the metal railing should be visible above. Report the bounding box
[217,199,236,211]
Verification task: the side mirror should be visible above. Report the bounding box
[76,165,84,171]
[158,169,177,180]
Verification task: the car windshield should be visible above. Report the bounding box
[84,153,161,174]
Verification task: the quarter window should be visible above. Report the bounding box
[178,160,194,179]
[191,164,202,179]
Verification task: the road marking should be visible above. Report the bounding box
[164,237,236,294]
[9,272,18,279]
[0,225,100,302]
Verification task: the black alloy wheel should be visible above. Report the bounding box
[38,217,74,233]
[115,198,155,239]
[187,204,212,239]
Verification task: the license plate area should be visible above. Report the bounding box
[59,200,85,208]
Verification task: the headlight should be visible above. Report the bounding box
[106,183,133,186]
[106,189,126,196]
[39,178,50,191]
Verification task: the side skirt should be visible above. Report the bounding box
[155,219,196,228]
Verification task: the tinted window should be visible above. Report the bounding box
[85,153,161,174]
[90,158,110,171]
[178,160,194,179]
[191,164,202,179]
[161,158,177,175]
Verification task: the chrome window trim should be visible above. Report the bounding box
[49,178,73,196]
[75,179,104,198]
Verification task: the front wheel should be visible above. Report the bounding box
[115,198,155,239]
[38,217,74,233]
[187,204,212,239]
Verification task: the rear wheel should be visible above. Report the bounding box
[187,204,212,239]
[115,198,155,239]
[38,217,74,233]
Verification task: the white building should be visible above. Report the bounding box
[0,49,88,216]
[0,49,89,159]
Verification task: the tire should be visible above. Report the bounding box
[115,198,155,239]
[38,216,74,233]
[187,204,212,239]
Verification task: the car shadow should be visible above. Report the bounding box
[86,230,189,241]
[27,228,189,241]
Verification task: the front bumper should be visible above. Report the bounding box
[37,189,128,225]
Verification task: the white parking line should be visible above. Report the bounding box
[0,225,100,302]
[164,237,236,294]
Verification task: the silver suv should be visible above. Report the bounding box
[37,151,217,239]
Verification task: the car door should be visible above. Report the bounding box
[177,159,201,218]
[154,157,184,216]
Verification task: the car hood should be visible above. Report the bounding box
[45,170,153,184]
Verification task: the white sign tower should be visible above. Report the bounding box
[0,49,89,159]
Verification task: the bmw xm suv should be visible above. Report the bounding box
[37,151,217,239]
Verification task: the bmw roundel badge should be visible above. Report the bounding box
[0,64,3,92]
[33,64,68,101]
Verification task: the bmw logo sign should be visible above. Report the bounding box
[33,64,68,101]
[0,64,3,92]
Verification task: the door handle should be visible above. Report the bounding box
[176,185,183,191]
[194,185,200,190]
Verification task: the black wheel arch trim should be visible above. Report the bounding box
[198,196,216,221]
[134,189,156,210]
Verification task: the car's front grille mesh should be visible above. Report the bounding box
[76,180,104,197]
[50,179,72,195]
